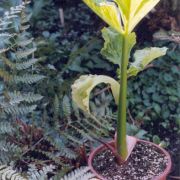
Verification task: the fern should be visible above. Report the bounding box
[0,165,27,180]
[62,95,72,123]
[16,58,39,70]
[45,134,77,160]
[17,38,34,47]
[0,141,22,164]
[27,164,55,180]
[32,150,68,166]
[13,74,45,84]
[7,92,43,104]
[53,94,60,121]
[16,48,37,59]
[0,1,44,116]
[4,104,37,115]
[46,94,114,159]
[0,0,44,168]
[0,48,10,53]
[0,121,14,134]
[60,167,94,180]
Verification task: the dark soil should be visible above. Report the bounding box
[93,142,169,180]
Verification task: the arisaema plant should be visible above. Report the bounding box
[72,0,167,161]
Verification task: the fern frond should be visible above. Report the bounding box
[0,165,27,180]
[0,121,14,134]
[17,38,34,47]
[60,167,94,180]
[0,48,9,53]
[33,150,67,166]
[5,15,19,19]
[62,95,71,122]
[64,133,84,145]
[4,104,37,115]
[9,8,22,15]
[0,33,16,38]
[0,21,12,27]
[70,125,94,141]
[0,141,21,152]
[28,164,55,180]
[16,58,38,70]
[8,92,43,104]
[0,141,22,164]
[16,48,37,59]
[13,74,45,84]
[53,94,60,120]
[45,135,77,160]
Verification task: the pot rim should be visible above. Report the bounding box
[88,138,172,180]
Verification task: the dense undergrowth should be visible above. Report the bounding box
[0,0,179,179]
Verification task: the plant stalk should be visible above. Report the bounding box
[116,33,129,160]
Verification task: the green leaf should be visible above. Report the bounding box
[71,75,120,113]
[115,0,161,33]
[83,0,124,33]
[83,0,160,34]
[101,27,136,67]
[128,47,168,77]
[153,103,161,114]
[153,135,161,144]
[101,27,123,66]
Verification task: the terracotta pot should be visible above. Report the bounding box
[88,138,172,180]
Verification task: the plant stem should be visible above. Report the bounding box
[117,33,129,160]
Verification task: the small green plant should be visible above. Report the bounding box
[72,0,168,161]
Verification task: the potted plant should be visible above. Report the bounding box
[72,0,172,179]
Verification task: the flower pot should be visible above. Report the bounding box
[88,138,172,180]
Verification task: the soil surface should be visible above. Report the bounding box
[93,142,169,180]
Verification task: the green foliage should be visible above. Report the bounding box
[0,0,43,170]
[0,121,14,134]
[128,47,168,77]
[101,27,123,66]
[60,167,94,180]
[0,1,43,118]
[27,164,56,180]
[72,74,120,113]
[0,164,56,180]
[83,0,161,33]
[128,43,180,135]
[0,165,27,180]
[47,94,114,145]
[126,123,147,139]
[0,141,22,164]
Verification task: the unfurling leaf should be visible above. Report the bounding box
[83,0,124,34]
[101,27,136,67]
[128,47,168,77]
[115,0,160,33]
[83,0,160,34]
[72,75,120,113]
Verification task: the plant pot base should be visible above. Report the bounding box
[89,139,172,180]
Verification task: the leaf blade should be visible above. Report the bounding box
[101,27,123,66]
[128,47,168,77]
[72,75,120,113]
[83,0,124,33]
